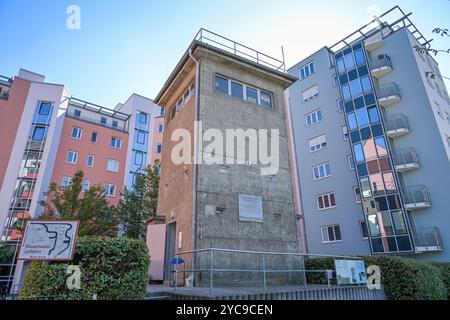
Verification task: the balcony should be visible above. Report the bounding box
[393,147,420,172]
[402,185,431,210]
[413,227,443,253]
[364,31,384,51]
[377,82,401,107]
[371,54,392,78]
[385,114,410,138]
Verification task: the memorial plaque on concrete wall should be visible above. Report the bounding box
[238,194,263,222]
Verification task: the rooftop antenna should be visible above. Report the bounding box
[281,45,286,73]
[374,15,384,29]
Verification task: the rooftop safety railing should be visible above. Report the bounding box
[169,248,365,297]
[194,28,286,73]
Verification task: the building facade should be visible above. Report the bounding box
[287,7,450,261]
[0,69,163,292]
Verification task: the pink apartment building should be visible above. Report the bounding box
[0,69,163,293]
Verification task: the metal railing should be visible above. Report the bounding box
[371,55,392,71]
[194,28,286,73]
[377,82,401,100]
[412,227,442,250]
[66,109,128,133]
[402,185,430,206]
[385,114,409,133]
[170,248,364,297]
[393,147,420,168]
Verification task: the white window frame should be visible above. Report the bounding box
[66,151,78,164]
[299,61,315,80]
[107,160,120,173]
[91,131,98,143]
[337,99,344,113]
[214,74,273,109]
[82,180,90,193]
[302,85,319,103]
[87,155,95,168]
[71,127,82,140]
[342,125,349,140]
[103,184,116,197]
[313,162,332,181]
[309,134,327,153]
[354,186,362,204]
[305,109,322,127]
[135,152,144,166]
[61,176,72,189]
[348,154,355,171]
[321,225,342,243]
[111,137,122,149]
[332,74,339,87]
[317,192,337,211]
[137,131,146,145]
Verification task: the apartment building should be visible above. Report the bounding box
[0,69,163,293]
[286,6,450,262]
[146,29,302,285]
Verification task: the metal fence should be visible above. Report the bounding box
[170,248,364,297]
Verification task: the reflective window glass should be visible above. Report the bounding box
[348,112,358,130]
[356,108,369,128]
[375,137,388,157]
[354,143,365,163]
[360,177,372,198]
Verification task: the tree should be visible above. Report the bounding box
[39,171,117,237]
[116,160,160,240]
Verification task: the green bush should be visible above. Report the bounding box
[432,263,450,299]
[19,237,150,300]
[305,255,447,300]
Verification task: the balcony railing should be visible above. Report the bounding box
[413,227,443,252]
[402,185,430,210]
[393,147,420,172]
[377,82,401,107]
[385,114,409,137]
[371,55,392,78]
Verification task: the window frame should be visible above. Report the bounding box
[66,151,78,164]
[317,192,337,211]
[107,159,120,173]
[354,186,362,204]
[111,137,123,149]
[87,155,95,168]
[313,162,332,181]
[299,62,315,80]
[305,109,323,127]
[321,225,342,243]
[71,127,82,140]
[103,184,116,197]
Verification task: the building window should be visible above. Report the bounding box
[32,126,45,141]
[265,175,276,182]
[71,127,82,140]
[66,151,78,164]
[112,120,118,128]
[302,85,319,102]
[170,106,177,120]
[158,124,164,133]
[87,155,94,168]
[354,186,362,203]
[74,109,81,118]
[215,75,229,94]
[299,62,315,80]
[91,132,98,143]
[313,162,331,181]
[107,160,119,172]
[360,220,369,239]
[215,75,273,109]
[332,74,339,87]
[231,81,244,99]
[246,87,258,104]
[61,176,72,189]
[306,109,322,126]
[111,137,122,149]
[309,135,327,153]
[321,225,342,243]
[39,102,52,115]
[100,117,107,125]
[157,144,162,154]
[260,91,272,109]
[160,108,165,116]
[137,131,145,144]
[139,112,147,124]
[135,152,144,166]
[342,125,349,140]
[317,192,336,210]
[348,155,355,170]
[337,99,344,113]
[82,180,90,192]
[103,184,116,197]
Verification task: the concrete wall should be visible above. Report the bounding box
[147,224,166,281]
[287,48,371,257]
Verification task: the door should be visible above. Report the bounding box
[163,222,176,281]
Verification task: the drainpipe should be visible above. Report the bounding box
[189,49,201,273]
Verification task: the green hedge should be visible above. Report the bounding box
[305,256,447,300]
[19,237,150,300]
[432,263,450,299]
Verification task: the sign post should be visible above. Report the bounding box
[18,220,79,261]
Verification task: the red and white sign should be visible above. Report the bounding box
[18,220,79,261]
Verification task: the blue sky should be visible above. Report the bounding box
[0,0,449,107]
